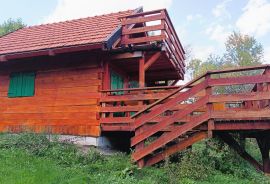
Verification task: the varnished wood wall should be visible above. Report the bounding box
[0,52,102,136]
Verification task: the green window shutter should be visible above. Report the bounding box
[8,73,21,97]
[21,72,35,97]
[8,72,35,98]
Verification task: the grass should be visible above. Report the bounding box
[0,133,269,184]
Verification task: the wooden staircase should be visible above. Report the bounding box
[130,65,270,169]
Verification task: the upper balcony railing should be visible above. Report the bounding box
[119,9,185,76]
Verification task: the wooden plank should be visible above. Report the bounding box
[0,98,98,106]
[100,117,134,124]
[209,92,270,103]
[133,80,207,129]
[212,109,270,119]
[100,104,206,113]
[145,131,207,166]
[0,112,98,120]
[111,51,142,60]
[100,85,181,93]
[214,121,270,130]
[122,35,165,45]
[0,119,99,126]
[0,105,99,113]
[101,125,132,131]
[208,75,270,87]
[144,52,161,71]
[122,24,164,35]
[132,112,210,161]
[121,9,165,19]
[0,124,100,137]
[121,14,165,25]
[131,96,209,147]
[100,92,170,102]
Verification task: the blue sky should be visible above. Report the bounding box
[1,0,270,63]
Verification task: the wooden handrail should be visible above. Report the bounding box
[100,85,182,93]
[131,64,269,118]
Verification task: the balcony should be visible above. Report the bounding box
[116,9,186,78]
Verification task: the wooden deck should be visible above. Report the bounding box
[100,65,270,173]
[118,9,185,78]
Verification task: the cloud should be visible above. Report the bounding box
[44,0,172,23]
[212,0,232,18]
[264,46,270,63]
[236,0,270,37]
[192,45,215,61]
[186,14,203,22]
[205,24,231,45]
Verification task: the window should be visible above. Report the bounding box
[8,72,36,98]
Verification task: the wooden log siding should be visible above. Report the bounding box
[0,60,102,136]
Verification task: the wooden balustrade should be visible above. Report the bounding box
[100,86,179,130]
[100,65,270,133]
[119,9,185,77]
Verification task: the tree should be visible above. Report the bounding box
[187,32,264,79]
[224,32,263,67]
[0,18,25,36]
[187,55,224,79]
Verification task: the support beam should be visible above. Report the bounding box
[111,51,143,60]
[256,132,270,173]
[139,56,145,88]
[218,132,263,172]
[144,52,161,71]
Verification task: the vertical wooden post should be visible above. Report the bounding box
[103,61,110,90]
[265,67,270,107]
[121,17,128,47]
[102,60,110,119]
[205,74,214,138]
[256,133,270,174]
[136,55,146,168]
[139,57,145,88]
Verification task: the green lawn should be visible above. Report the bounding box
[0,133,269,184]
[0,149,88,184]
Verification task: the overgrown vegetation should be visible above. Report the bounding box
[0,133,269,184]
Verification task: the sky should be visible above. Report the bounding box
[1,0,270,63]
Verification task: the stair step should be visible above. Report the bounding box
[145,131,208,166]
[132,112,210,161]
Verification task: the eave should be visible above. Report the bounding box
[0,42,103,62]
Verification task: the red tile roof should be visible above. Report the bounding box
[0,9,135,56]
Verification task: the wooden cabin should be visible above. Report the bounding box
[1,7,270,172]
[0,7,185,142]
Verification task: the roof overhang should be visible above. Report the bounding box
[0,42,103,62]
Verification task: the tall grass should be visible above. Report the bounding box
[0,133,269,184]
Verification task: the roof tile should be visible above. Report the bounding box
[0,9,134,55]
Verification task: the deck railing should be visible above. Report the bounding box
[120,9,185,76]
[100,65,270,132]
[100,86,179,131]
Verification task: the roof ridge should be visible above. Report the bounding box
[24,9,135,30]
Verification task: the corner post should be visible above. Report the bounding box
[205,74,214,138]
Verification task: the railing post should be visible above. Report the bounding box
[205,74,214,138]
[135,55,146,167]
[121,17,128,47]
[265,67,270,107]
